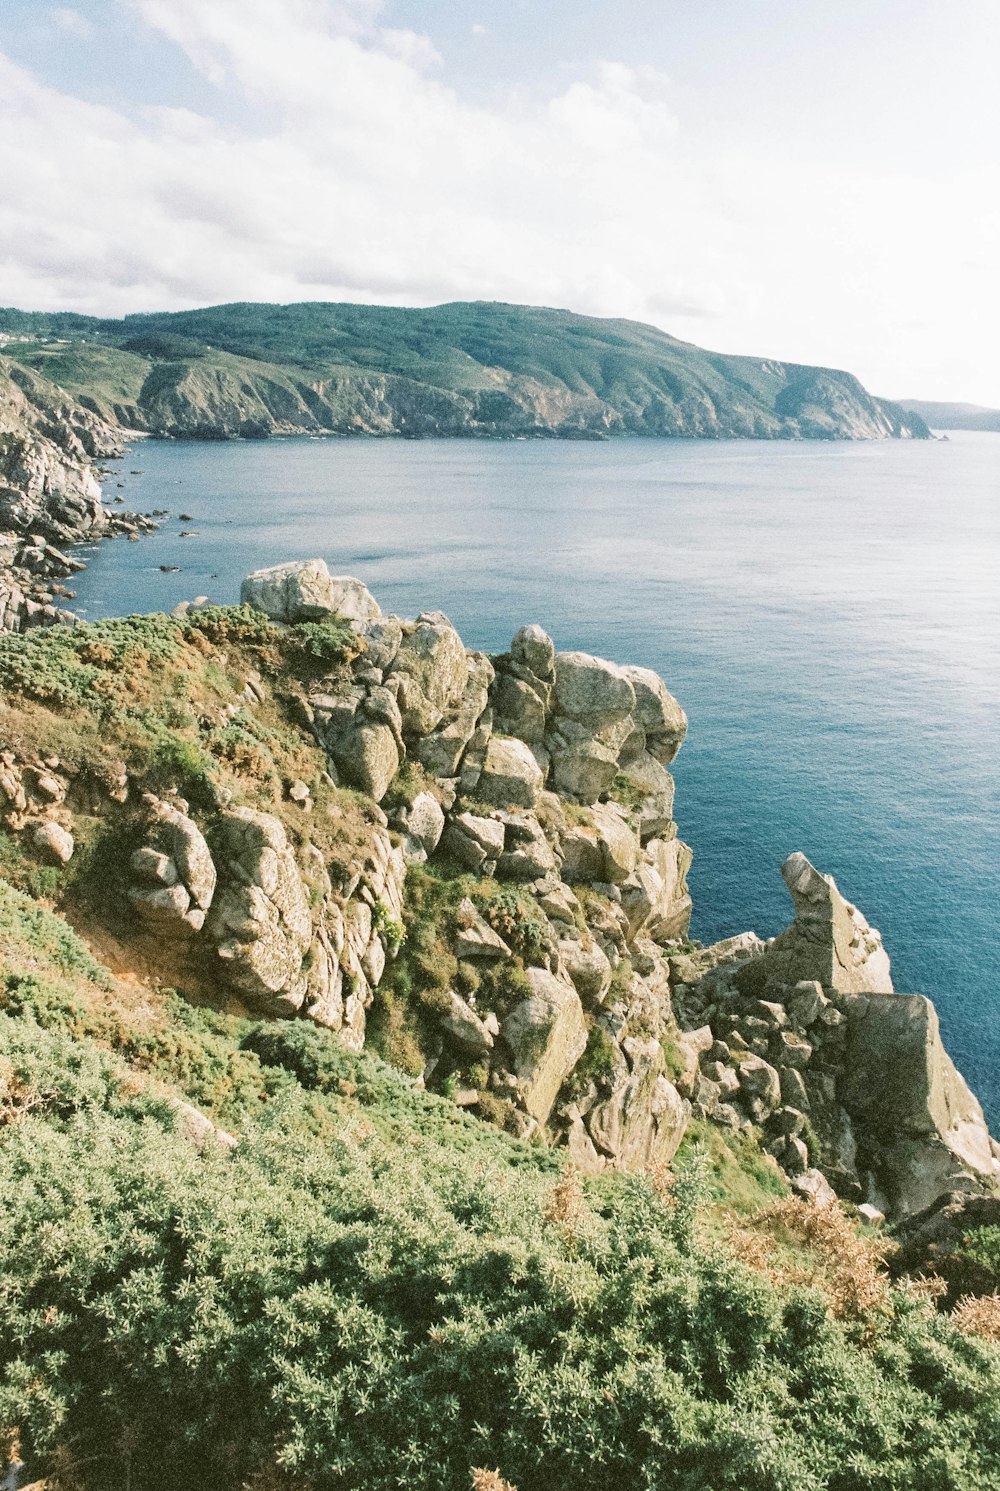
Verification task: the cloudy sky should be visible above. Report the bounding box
[1,0,998,403]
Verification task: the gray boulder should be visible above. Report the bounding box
[511,623,555,677]
[388,613,469,736]
[620,665,687,763]
[553,651,636,727]
[476,735,544,810]
[241,558,380,623]
[440,991,495,1054]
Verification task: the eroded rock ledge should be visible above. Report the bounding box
[0,555,993,1224]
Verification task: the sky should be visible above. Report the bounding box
[1,0,998,403]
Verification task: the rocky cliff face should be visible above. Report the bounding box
[0,360,157,633]
[0,557,991,1225]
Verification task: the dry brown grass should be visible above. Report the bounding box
[543,1164,585,1238]
[725,1195,893,1323]
[471,1470,518,1491]
[951,1293,1000,1343]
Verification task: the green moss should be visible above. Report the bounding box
[562,1021,618,1099]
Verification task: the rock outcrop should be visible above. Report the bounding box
[670,852,999,1217]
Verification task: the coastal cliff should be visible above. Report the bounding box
[0,359,158,633]
[2,559,1000,1490]
[1,300,931,443]
[0,557,991,1220]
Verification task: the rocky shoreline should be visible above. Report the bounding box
[0,356,157,632]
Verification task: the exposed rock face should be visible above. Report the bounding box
[503,968,588,1124]
[0,360,160,633]
[211,808,314,1012]
[839,992,999,1216]
[129,795,217,935]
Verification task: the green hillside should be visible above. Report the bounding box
[0,300,929,441]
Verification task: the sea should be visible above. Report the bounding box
[69,432,1000,1121]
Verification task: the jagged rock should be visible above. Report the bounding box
[333,721,400,802]
[503,968,588,1124]
[241,558,380,623]
[793,1169,839,1207]
[495,811,557,881]
[668,931,765,987]
[130,847,178,886]
[779,1066,810,1110]
[32,820,74,863]
[763,852,893,993]
[475,735,544,810]
[737,1054,782,1122]
[548,727,620,801]
[675,1025,714,1099]
[441,811,505,872]
[552,651,636,726]
[838,990,1000,1217]
[440,991,495,1054]
[130,882,193,926]
[586,1037,688,1167]
[142,796,217,911]
[535,880,581,924]
[414,654,494,777]
[210,807,313,1013]
[775,1030,812,1068]
[559,822,605,883]
[354,616,403,670]
[620,665,687,763]
[397,791,445,862]
[558,939,612,1004]
[511,623,555,677]
[619,835,692,944]
[388,613,469,736]
[453,899,511,959]
[492,673,547,744]
[788,980,827,1026]
[589,803,640,884]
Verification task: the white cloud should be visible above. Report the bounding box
[1,0,997,402]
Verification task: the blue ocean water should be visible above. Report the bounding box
[72,433,1000,1119]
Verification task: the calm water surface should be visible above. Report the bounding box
[73,434,1000,1118]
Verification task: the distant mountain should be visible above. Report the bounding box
[897,399,1000,433]
[0,300,929,442]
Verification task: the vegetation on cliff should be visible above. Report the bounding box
[2,582,1000,1489]
[4,878,1000,1491]
[1,300,929,442]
